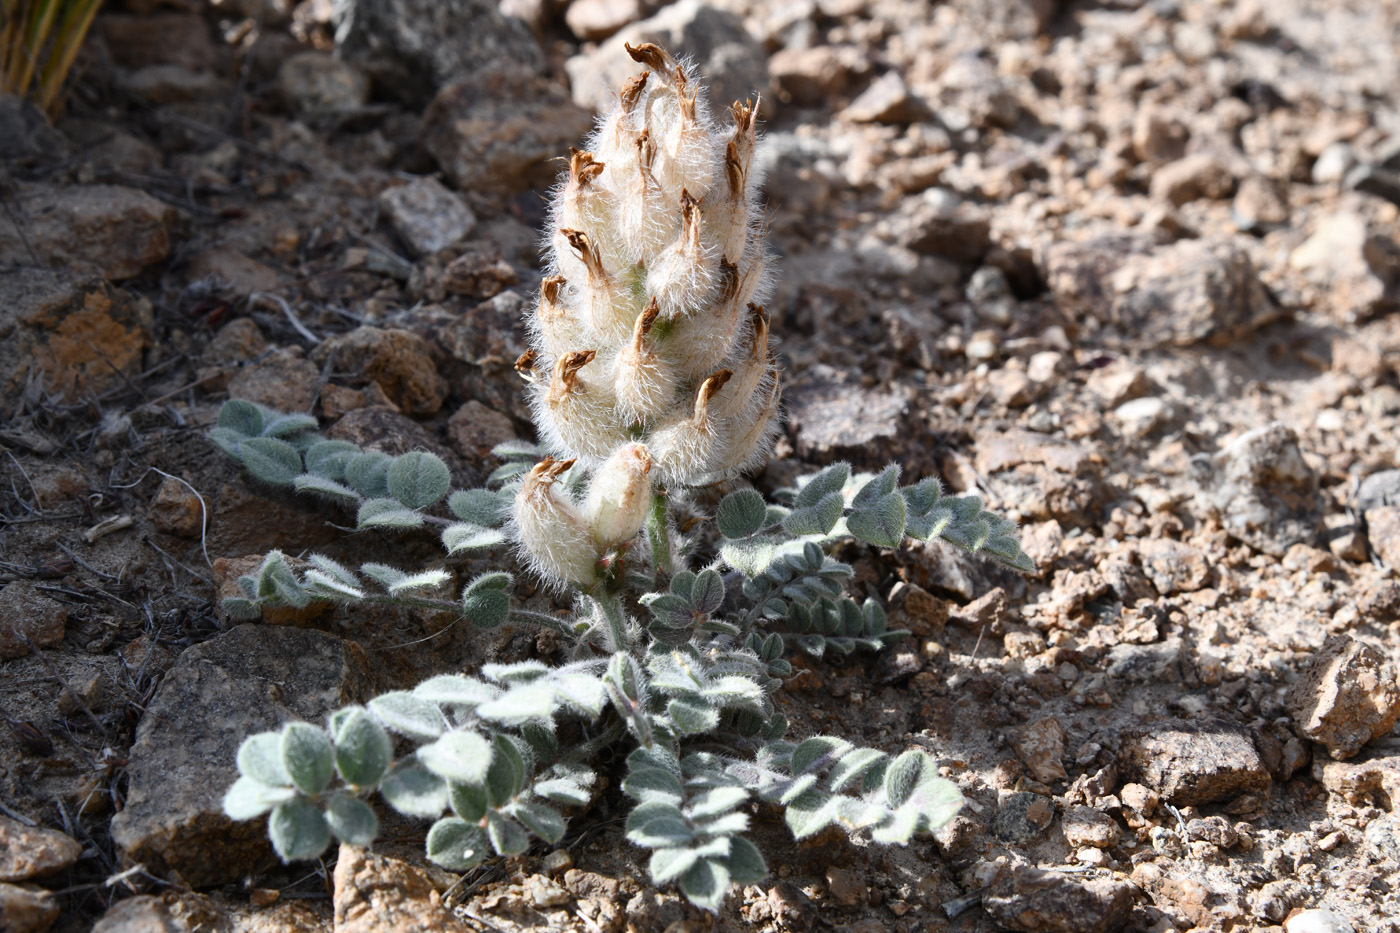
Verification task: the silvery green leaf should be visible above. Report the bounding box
[486,811,529,856]
[417,730,493,785]
[650,847,700,884]
[666,570,696,601]
[533,778,592,807]
[482,660,549,683]
[690,570,725,614]
[720,539,776,578]
[679,859,730,912]
[308,554,358,587]
[883,750,928,808]
[721,836,766,884]
[268,798,330,861]
[846,492,906,548]
[305,440,360,480]
[716,489,768,539]
[783,787,834,839]
[485,734,526,807]
[369,691,444,740]
[223,776,296,820]
[622,767,684,806]
[325,794,378,845]
[907,775,964,830]
[413,675,497,709]
[626,811,693,848]
[487,460,532,486]
[443,522,507,554]
[901,476,942,515]
[379,762,448,818]
[448,779,488,821]
[344,451,392,497]
[358,562,405,589]
[794,634,826,658]
[293,474,358,501]
[870,801,920,844]
[447,489,509,527]
[491,439,541,458]
[646,594,693,628]
[240,437,303,486]
[387,569,451,593]
[261,413,319,438]
[222,595,260,619]
[697,811,749,837]
[704,676,764,711]
[783,492,844,536]
[462,574,511,628]
[552,673,606,718]
[237,732,290,786]
[668,696,719,735]
[333,708,393,787]
[257,552,309,608]
[477,686,554,725]
[828,747,886,793]
[511,801,566,844]
[209,427,244,457]
[302,569,364,601]
[795,462,850,509]
[852,463,900,508]
[386,451,451,510]
[777,772,818,806]
[791,736,850,776]
[218,399,265,436]
[863,599,887,635]
[426,817,489,871]
[281,723,334,796]
[357,498,424,530]
[686,787,748,821]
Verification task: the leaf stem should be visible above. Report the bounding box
[646,490,672,585]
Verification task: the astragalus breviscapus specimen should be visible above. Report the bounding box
[212,42,1034,914]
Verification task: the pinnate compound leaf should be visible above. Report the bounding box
[477,686,554,725]
[224,776,296,820]
[426,817,490,871]
[716,489,767,539]
[783,492,844,536]
[369,691,444,741]
[650,847,699,884]
[791,736,850,776]
[379,762,448,818]
[622,767,684,806]
[325,794,378,845]
[387,451,451,510]
[333,708,393,787]
[268,798,331,861]
[687,786,748,820]
[281,723,334,796]
[533,777,593,807]
[238,732,291,786]
[218,399,265,436]
[240,437,303,486]
[417,731,493,785]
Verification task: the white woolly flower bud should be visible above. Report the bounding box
[513,458,599,588]
[585,443,654,548]
[524,41,780,487]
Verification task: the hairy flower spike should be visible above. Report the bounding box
[586,443,654,548]
[527,43,779,488]
[513,458,598,588]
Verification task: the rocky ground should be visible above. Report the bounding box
[3,0,1400,930]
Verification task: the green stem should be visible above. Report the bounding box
[588,591,630,655]
[646,490,672,584]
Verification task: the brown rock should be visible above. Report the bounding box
[983,866,1134,933]
[1150,152,1239,205]
[1132,108,1190,164]
[277,51,369,119]
[312,327,447,417]
[110,625,373,886]
[1061,806,1120,849]
[0,184,171,281]
[1290,212,1399,322]
[0,584,67,660]
[1199,423,1323,557]
[442,248,518,300]
[149,476,205,538]
[888,581,948,637]
[1117,718,1271,806]
[825,866,867,907]
[207,482,340,558]
[1313,751,1400,805]
[895,189,992,264]
[101,12,219,71]
[1365,506,1400,568]
[842,71,922,124]
[187,250,285,299]
[1013,717,1069,784]
[769,46,862,106]
[1136,538,1211,595]
[226,347,321,414]
[333,844,473,933]
[89,895,185,933]
[785,367,911,470]
[0,817,83,882]
[446,400,519,470]
[1286,635,1400,760]
[423,64,591,199]
[564,0,647,41]
[0,883,59,933]
[201,319,268,370]
[325,406,455,461]
[377,177,476,259]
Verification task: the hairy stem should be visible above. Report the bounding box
[588,591,631,654]
[647,490,672,584]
